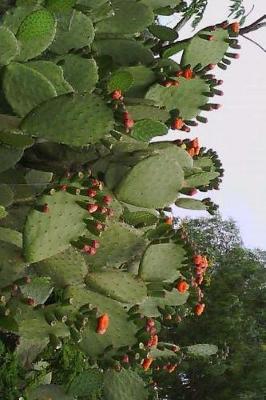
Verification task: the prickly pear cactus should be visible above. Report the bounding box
[0,1,242,398]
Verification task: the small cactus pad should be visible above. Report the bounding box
[184,171,219,187]
[123,208,158,227]
[146,76,210,120]
[16,9,57,61]
[0,145,24,173]
[96,0,154,34]
[122,65,156,97]
[49,10,94,54]
[85,221,147,269]
[103,369,148,400]
[115,150,184,208]
[0,26,19,65]
[175,198,207,210]
[94,39,154,66]
[26,60,73,95]
[3,62,57,117]
[86,270,147,304]
[65,286,138,357]
[131,119,168,142]
[35,247,88,288]
[139,243,186,282]
[126,104,169,122]
[107,70,134,93]
[0,226,22,247]
[181,27,230,68]
[186,344,218,357]
[55,54,99,93]
[21,93,114,146]
[138,289,189,317]
[23,190,88,262]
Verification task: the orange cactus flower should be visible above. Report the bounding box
[195,303,205,316]
[230,21,240,33]
[171,118,184,130]
[142,357,154,371]
[176,280,189,293]
[182,68,193,79]
[96,313,110,335]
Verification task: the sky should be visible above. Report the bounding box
[158,0,266,249]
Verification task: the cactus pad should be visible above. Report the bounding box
[139,289,189,317]
[107,70,134,93]
[126,104,169,122]
[23,190,88,262]
[0,240,27,289]
[0,26,20,65]
[181,27,230,68]
[28,384,74,400]
[19,276,54,304]
[0,226,22,247]
[16,9,57,61]
[115,150,184,208]
[186,344,218,357]
[86,270,147,303]
[49,10,94,54]
[131,119,168,142]
[3,62,57,117]
[122,65,156,97]
[146,76,209,120]
[27,61,73,95]
[21,93,114,146]
[184,171,219,187]
[96,0,154,34]
[56,54,98,93]
[35,247,88,288]
[139,243,186,282]
[175,198,207,210]
[0,145,24,172]
[103,369,148,400]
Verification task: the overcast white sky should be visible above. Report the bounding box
[160,0,266,249]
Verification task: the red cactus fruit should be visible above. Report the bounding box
[230,21,240,33]
[146,318,155,328]
[26,297,36,306]
[162,80,174,87]
[87,203,98,214]
[98,206,108,214]
[171,118,184,130]
[92,240,100,249]
[111,89,123,100]
[142,357,154,371]
[87,188,97,197]
[176,280,189,293]
[207,63,216,70]
[195,303,205,316]
[96,313,110,334]
[182,68,193,79]
[83,245,97,255]
[60,184,67,191]
[167,363,178,373]
[103,195,112,205]
[42,203,49,213]
[164,216,173,225]
[124,118,134,130]
[95,222,105,231]
[122,354,129,363]
[147,334,158,348]
[188,188,198,196]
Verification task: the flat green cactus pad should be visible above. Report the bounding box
[181,27,229,68]
[19,276,54,304]
[115,150,184,208]
[65,286,138,357]
[139,243,186,282]
[23,190,89,262]
[28,384,74,400]
[2,5,38,34]
[184,171,219,187]
[126,104,169,122]
[0,240,27,289]
[131,119,168,142]
[149,24,178,41]
[107,70,134,93]
[86,270,147,303]
[138,289,189,317]
[96,0,154,34]
[21,93,114,146]
[16,9,57,61]
[142,0,181,9]
[0,131,34,149]
[35,247,88,288]
[45,0,76,12]
[146,76,209,120]
[68,370,103,398]
[0,144,24,173]
[86,221,147,269]
[150,347,178,359]
[0,26,20,65]
[186,344,218,357]
[56,54,99,93]
[94,39,154,66]
[3,62,57,117]
[103,369,148,400]
[123,208,158,228]
[0,226,22,247]
[150,143,193,169]
[27,61,73,95]
[49,10,94,54]
[122,65,156,97]
[175,198,207,210]
[0,183,14,207]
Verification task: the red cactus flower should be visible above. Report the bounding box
[171,118,184,130]
[195,303,205,316]
[176,280,189,293]
[124,118,134,130]
[87,203,98,214]
[111,89,123,100]
[96,313,110,334]
[142,357,154,371]
[230,21,240,33]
